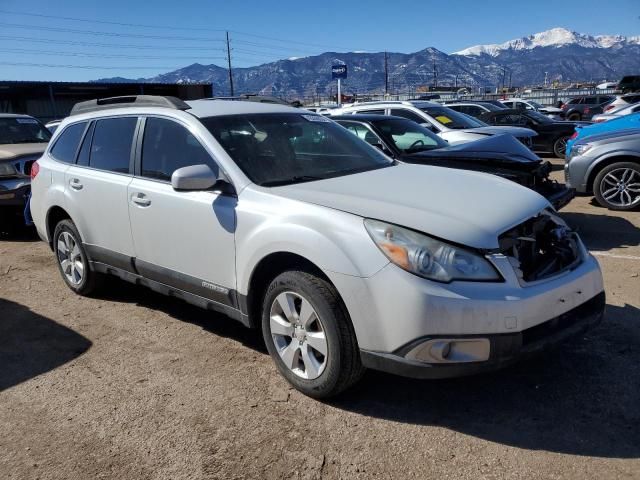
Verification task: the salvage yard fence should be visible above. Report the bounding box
[301,87,620,108]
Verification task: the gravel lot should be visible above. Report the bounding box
[1,160,639,480]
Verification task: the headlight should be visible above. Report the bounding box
[0,162,18,177]
[364,219,501,282]
[572,144,592,156]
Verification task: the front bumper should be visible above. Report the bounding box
[540,183,575,210]
[360,291,605,379]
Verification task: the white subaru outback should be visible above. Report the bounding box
[30,95,605,398]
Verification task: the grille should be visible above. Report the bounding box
[498,212,581,283]
[518,136,533,148]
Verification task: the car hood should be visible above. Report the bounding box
[272,163,549,249]
[406,134,541,164]
[460,126,537,138]
[0,143,47,161]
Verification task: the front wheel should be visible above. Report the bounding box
[567,112,581,121]
[553,135,570,158]
[593,162,640,211]
[261,270,364,398]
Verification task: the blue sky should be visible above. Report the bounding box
[0,0,638,81]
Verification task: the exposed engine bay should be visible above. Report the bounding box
[499,210,582,282]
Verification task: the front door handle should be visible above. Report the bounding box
[69,178,83,190]
[131,193,151,207]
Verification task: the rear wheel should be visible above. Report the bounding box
[553,135,570,158]
[567,112,581,121]
[593,162,640,211]
[261,270,364,398]
[53,219,100,295]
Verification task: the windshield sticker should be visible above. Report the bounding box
[435,115,453,125]
[16,118,39,124]
[301,114,331,123]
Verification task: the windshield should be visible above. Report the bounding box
[373,118,447,153]
[201,113,393,186]
[0,117,51,144]
[526,111,553,124]
[420,106,485,129]
[529,101,544,109]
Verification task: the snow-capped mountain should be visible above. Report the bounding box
[96,27,640,97]
[453,27,640,56]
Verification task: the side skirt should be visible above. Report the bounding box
[90,261,250,327]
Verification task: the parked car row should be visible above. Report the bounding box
[21,94,606,398]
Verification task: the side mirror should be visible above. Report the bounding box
[171,164,217,191]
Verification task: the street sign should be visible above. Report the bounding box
[332,64,347,79]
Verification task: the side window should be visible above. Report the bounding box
[502,101,514,108]
[338,122,375,143]
[584,97,598,105]
[389,109,424,124]
[494,114,521,125]
[50,122,87,163]
[461,105,483,117]
[89,117,137,173]
[141,117,216,181]
[76,122,95,167]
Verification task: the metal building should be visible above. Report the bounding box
[0,81,213,123]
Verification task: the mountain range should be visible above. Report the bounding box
[97,28,640,98]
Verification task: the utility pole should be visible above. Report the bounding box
[226,31,235,96]
[432,59,438,89]
[384,51,389,96]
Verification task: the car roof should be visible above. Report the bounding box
[0,113,35,119]
[186,99,302,117]
[331,114,406,121]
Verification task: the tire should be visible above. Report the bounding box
[261,270,364,398]
[593,162,640,211]
[53,219,101,295]
[553,135,570,159]
[567,112,581,121]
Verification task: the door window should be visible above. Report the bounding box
[389,109,424,123]
[141,117,216,181]
[76,122,95,167]
[338,122,381,146]
[89,117,137,173]
[50,122,87,163]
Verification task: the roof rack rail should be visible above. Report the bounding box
[70,95,191,116]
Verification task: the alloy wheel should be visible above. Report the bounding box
[57,231,84,286]
[269,291,328,380]
[600,168,640,208]
[554,136,568,157]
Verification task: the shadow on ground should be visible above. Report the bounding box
[97,278,265,353]
[331,303,640,459]
[0,298,92,391]
[0,221,39,242]
[561,211,640,251]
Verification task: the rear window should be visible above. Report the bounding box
[89,117,137,173]
[0,116,52,145]
[50,122,87,163]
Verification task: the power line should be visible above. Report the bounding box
[0,61,181,70]
[0,47,226,61]
[0,35,219,51]
[0,9,367,51]
[0,22,225,42]
[0,9,221,32]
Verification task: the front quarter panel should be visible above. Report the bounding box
[234,187,389,295]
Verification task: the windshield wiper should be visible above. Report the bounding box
[261,175,323,187]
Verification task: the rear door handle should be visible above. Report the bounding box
[69,178,83,190]
[131,193,151,207]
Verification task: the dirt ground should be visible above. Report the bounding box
[1,160,639,480]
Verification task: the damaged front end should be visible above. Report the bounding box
[499,211,583,283]
[528,160,575,211]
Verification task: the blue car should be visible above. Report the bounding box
[567,112,640,155]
